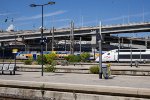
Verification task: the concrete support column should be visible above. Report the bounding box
[91,35,96,60]
[80,36,82,54]
[145,37,147,49]
[52,27,54,51]
[70,21,74,54]
[91,35,96,52]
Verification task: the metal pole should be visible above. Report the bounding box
[65,39,66,51]
[122,37,124,47]
[70,22,72,54]
[99,21,102,79]
[130,39,132,67]
[41,5,44,76]
[52,26,54,51]
[99,40,102,79]
[70,21,74,54]
[2,47,4,64]
[118,37,120,63]
[140,49,141,62]
[14,32,16,75]
[80,36,82,54]
[72,21,74,54]
[46,37,47,51]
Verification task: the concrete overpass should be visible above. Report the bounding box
[0,22,150,42]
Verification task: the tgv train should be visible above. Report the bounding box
[95,49,150,62]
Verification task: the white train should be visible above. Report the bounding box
[95,49,150,62]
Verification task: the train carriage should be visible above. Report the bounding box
[96,49,150,63]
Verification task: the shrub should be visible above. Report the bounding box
[45,53,57,64]
[44,61,56,72]
[32,61,38,65]
[66,54,81,62]
[24,59,32,65]
[80,52,90,62]
[89,65,99,74]
[37,55,47,65]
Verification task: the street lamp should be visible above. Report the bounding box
[30,1,55,76]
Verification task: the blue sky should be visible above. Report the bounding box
[0,0,150,37]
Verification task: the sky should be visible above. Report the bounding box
[0,0,150,37]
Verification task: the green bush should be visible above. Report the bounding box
[37,55,47,65]
[44,62,56,72]
[45,53,57,64]
[89,65,99,74]
[24,59,32,65]
[66,54,81,62]
[80,52,90,62]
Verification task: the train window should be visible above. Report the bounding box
[141,54,150,59]
[118,50,146,52]
[107,53,110,55]
[119,50,130,52]
[132,55,142,59]
[119,55,130,59]
[119,54,150,59]
[140,50,146,52]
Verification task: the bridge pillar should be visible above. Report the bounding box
[91,35,96,59]
[145,38,147,49]
[70,21,74,54]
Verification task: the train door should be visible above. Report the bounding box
[114,52,118,61]
[33,54,36,60]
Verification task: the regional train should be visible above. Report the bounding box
[95,49,150,62]
[16,51,101,60]
[16,51,70,60]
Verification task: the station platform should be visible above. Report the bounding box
[0,72,150,100]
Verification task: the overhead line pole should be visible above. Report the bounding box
[99,21,102,79]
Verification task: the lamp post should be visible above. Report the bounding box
[30,1,55,76]
[118,36,120,63]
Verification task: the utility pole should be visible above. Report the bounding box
[99,21,103,79]
[118,36,120,63]
[145,37,147,49]
[45,37,47,51]
[130,39,132,67]
[52,26,54,51]
[70,21,74,55]
[80,36,82,54]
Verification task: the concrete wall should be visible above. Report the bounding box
[0,80,150,100]
[17,65,150,76]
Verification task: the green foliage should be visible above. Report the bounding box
[89,65,99,74]
[80,52,90,62]
[45,53,57,64]
[37,55,47,65]
[66,54,81,62]
[44,61,56,72]
[24,59,32,65]
[36,53,56,65]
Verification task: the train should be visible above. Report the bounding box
[16,51,101,60]
[95,49,150,63]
